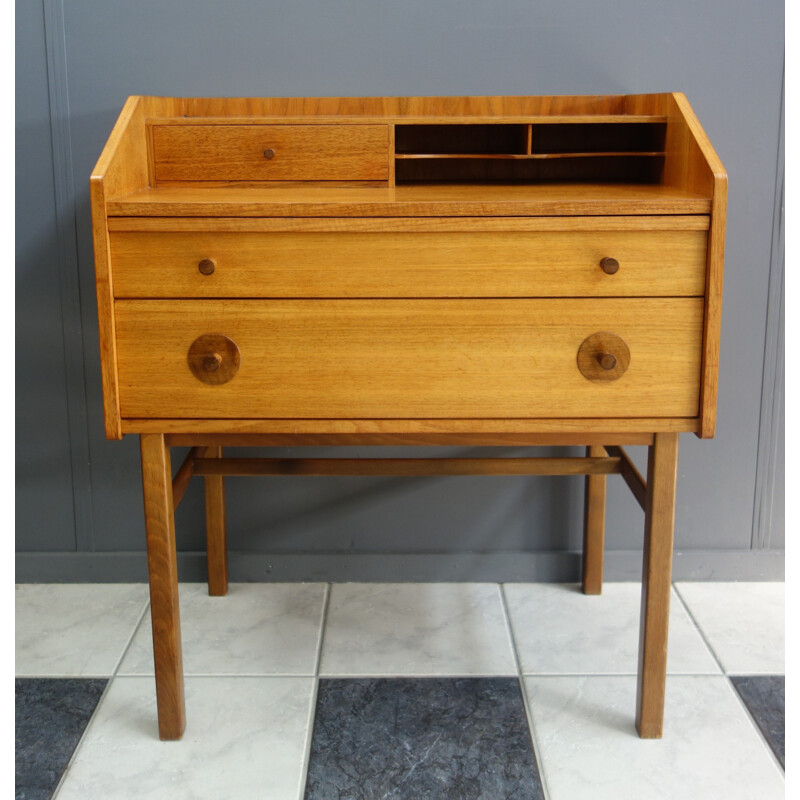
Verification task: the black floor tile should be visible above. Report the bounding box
[304,677,544,800]
[15,678,107,800]
[731,675,785,768]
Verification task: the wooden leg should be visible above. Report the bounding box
[635,432,679,738]
[582,445,607,594]
[204,446,228,596]
[140,433,186,740]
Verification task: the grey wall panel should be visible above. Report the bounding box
[221,448,585,556]
[15,0,784,576]
[15,0,76,552]
[771,391,785,550]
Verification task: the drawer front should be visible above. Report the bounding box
[110,229,707,298]
[115,298,703,419]
[151,124,389,182]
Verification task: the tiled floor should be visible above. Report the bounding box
[15,582,785,799]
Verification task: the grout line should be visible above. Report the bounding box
[672,584,727,675]
[724,670,788,677]
[50,676,115,800]
[515,673,730,682]
[17,668,733,679]
[671,585,784,773]
[313,583,331,678]
[296,582,331,800]
[110,598,151,677]
[115,672,319,679]
[51,595,151,798]
[316,672,519,679]
[499,583,552,800]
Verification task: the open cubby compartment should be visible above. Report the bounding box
[531,121,666,155]
[395,124,529,156]
[394,120,667,184]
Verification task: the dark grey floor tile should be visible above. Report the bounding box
[731,675,785,768]
[304,677,543,800]
[15,678,107,800]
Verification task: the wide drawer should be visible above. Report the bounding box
[115,298,703,419]
[150,124,390,182]
[110,228,707,298]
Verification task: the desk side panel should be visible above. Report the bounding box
[663,93,727,438]
[91,96,182,438]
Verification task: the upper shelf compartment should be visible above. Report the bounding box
[93,94,722,216]
[394,120,667,184]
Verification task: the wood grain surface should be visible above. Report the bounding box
[151,124,389,182]
[139,433,185,740]
[191,455,622,477]
[203,446,227,597]
[636,432,679,738]
[110,228,707,299]
[115,298,704,420]
[582,444,607,594]
[105,182,712,217]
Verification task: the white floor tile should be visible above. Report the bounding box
[319,583,516,676]
[54,676,313,800]
[15,584,149,677]
[504,583,719,675]
[524,675,784,800]
[118,583,326,676]
[675,582,785,674]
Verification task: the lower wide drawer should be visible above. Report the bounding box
[115,298,703,420]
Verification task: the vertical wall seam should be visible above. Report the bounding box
[751,63,785,550]
[42,0,95,553]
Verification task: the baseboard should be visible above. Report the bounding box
[15,549,785,583]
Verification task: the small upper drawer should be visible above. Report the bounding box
[150,124,390,182]
[109,225,708,298]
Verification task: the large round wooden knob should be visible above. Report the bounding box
[263,148,275,159]
[577,332,630,381]
[198,258,216,275]
[188,334,240,385]
[600,257,620,275]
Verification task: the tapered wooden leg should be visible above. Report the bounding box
[582,445,607,594]
[636,432,679,738]
[204,446,228,596]
[140,433,186,740]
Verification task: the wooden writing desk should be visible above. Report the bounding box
[90,94,726,741]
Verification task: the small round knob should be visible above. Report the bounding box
[198,258,216,276]
[596,352,617,371]
[202,353,222,372]
[263,148,275,160]
[600,257,620,275]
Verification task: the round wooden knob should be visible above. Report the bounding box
[198,258,216,276]
[577,332,630,382]
[202,353,222,372]
[596,352,617,371]
[263,148,275,159]
[600,257,620,275]
[188,334,240,385]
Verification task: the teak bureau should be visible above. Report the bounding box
[90,94,726,741]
